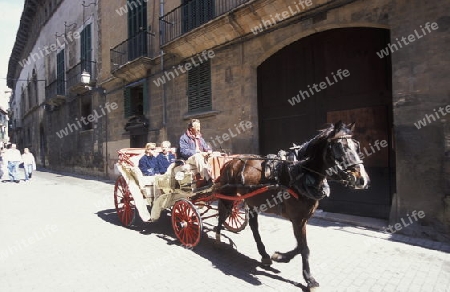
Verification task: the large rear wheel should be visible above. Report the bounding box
[114,175,136,227]
[224,200,248,233]
[171,199,202,247]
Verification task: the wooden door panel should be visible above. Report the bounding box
[258,28,393,219]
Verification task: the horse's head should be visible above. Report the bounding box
[325,121,370,189]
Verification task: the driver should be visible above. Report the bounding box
[179,119,213,187]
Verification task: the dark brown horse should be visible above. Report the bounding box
[214,122,370,290]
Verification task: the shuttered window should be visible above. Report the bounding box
[187,60,212,113]
[182,0,214,33]
[56,50,65,95]
[81,24,92,72]
[127,0,147,60]
[124,82,147,118]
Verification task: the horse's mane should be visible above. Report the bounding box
[294,124,334,160]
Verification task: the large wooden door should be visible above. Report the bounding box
[257,28,394,219]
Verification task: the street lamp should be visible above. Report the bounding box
[81,70,90,85]
[80,70,105,93]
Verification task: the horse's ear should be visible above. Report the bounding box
[348,122,355,132]
[334,120,344,131]
[331,120,349,139]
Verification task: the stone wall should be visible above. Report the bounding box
[96,0,450,236]
[147,0,450,237]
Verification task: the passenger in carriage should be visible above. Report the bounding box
[138,143,159,176]
[155,141,176,174]
[179,119,213,186]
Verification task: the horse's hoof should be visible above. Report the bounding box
[271,252,290,263]
[261,257,272,266]
[308,281,320,291]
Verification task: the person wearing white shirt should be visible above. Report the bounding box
[22,148,36,181]
[5,144,22,183]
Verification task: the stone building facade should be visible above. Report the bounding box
[7,0,102,175]
[8,0,450,237]
[98,0,450,237]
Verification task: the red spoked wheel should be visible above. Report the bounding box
[171,199,202,247]
[224,200,248,233]
[114,175,136,227]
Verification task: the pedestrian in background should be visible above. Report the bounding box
[22,148,36,181]
[0,146,6,181]
[5,144,22,183]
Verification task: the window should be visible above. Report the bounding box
[124,82,148,118]
[182,0,214,33]
[187,60,212,113]
[56,50,65,95]
[81,24,92,73]
[21,90,25,117]
[33,70,38,105]
[81,97,92,130]
[27,82,32,109]
[127,0,147,60]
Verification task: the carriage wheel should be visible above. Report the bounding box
[224,200,249,233]
[114,175,136,227]
[171,199,202,247]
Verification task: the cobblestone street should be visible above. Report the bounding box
[1,170,449,292]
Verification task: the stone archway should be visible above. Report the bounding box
[257,27,394,219]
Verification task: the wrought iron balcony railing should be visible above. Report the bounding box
[160,0,250,45]
[45,79,66,101]
[110,30,155,72]
[66,60,97,90]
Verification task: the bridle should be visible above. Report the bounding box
[326,135,364,187]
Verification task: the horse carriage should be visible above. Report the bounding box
[113,122,370,290]
[113,147,252,247]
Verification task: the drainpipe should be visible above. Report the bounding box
[160,0,167,139]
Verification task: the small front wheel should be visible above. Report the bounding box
[171,199,202,247]
[224,200,248,233]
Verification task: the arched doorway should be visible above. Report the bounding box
[257,27,395,219]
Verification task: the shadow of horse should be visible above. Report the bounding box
[96,208,309,290]
[160,219,310,291]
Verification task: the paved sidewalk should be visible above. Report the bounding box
[0,170,449,292]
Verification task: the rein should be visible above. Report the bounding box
[231,156,351,186]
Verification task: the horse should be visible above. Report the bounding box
[213,121,370,290]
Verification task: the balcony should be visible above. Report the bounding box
[66,60,97,94]
[45,79,66,106]
[110,30,155,81]
[159,0,321,59]
[160,0,250,45]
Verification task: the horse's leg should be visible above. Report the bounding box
[272,221,319,288]
[214,199,232,243]
[296,223,319,289]
[271,220,302,263]
[248,211,272,266]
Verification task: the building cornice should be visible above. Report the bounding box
[6,0,45,89]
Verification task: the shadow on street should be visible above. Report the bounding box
[96,208,309,291]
